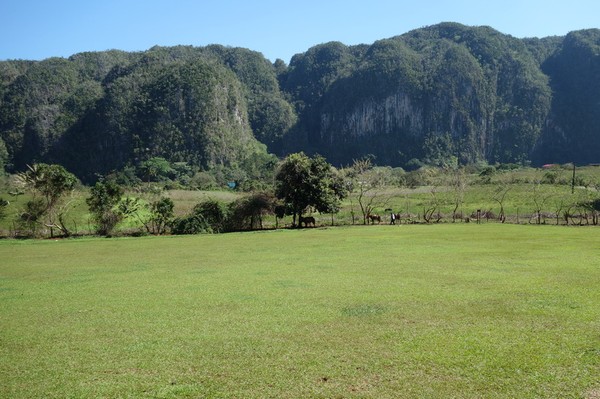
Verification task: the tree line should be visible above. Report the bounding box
[0,153,347,237]
[1,154,599,239]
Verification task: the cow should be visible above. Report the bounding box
[367,213,381,224]
[299,216,316,227]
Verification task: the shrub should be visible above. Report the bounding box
[171,200,226,234]
[171,215,210,235]
[542,171,558,184]
[18,198,46,237]
[193,200,226,233]
[86,181,124,236]
[226,192,276,231]
[189,171,218,190]
[144,197,174,235]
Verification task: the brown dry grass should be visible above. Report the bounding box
[166,189,242,215]
[586,388,600,399]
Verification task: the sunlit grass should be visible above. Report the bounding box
[1,224,599,398]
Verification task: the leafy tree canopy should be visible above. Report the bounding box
[275,152,347,225]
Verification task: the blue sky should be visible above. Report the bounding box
[1,0,599,63]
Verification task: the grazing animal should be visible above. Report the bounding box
[299,216,316,227]
[367,213,381,224]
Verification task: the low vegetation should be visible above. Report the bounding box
[1,159,599,238]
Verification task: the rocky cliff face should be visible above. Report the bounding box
[281,23,564,167]
[321,92,424,140]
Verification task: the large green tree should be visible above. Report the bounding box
[137,157,174,182]
[274,152,346,226]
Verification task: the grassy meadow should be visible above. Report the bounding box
[1,224,599,398]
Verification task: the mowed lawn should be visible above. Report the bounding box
[0,224,599,398]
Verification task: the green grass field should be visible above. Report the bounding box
[1,224,599,398]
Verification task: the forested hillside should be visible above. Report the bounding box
[534,29,600,164]
[0,46,295,182]
[279,23,597,167]
[0,23,599,181]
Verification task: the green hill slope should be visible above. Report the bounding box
[1,23,599,179]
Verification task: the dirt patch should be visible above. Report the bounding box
[585,388,600,399]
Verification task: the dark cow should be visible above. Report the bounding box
[299,216,316,227]
[367,213,381,224]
